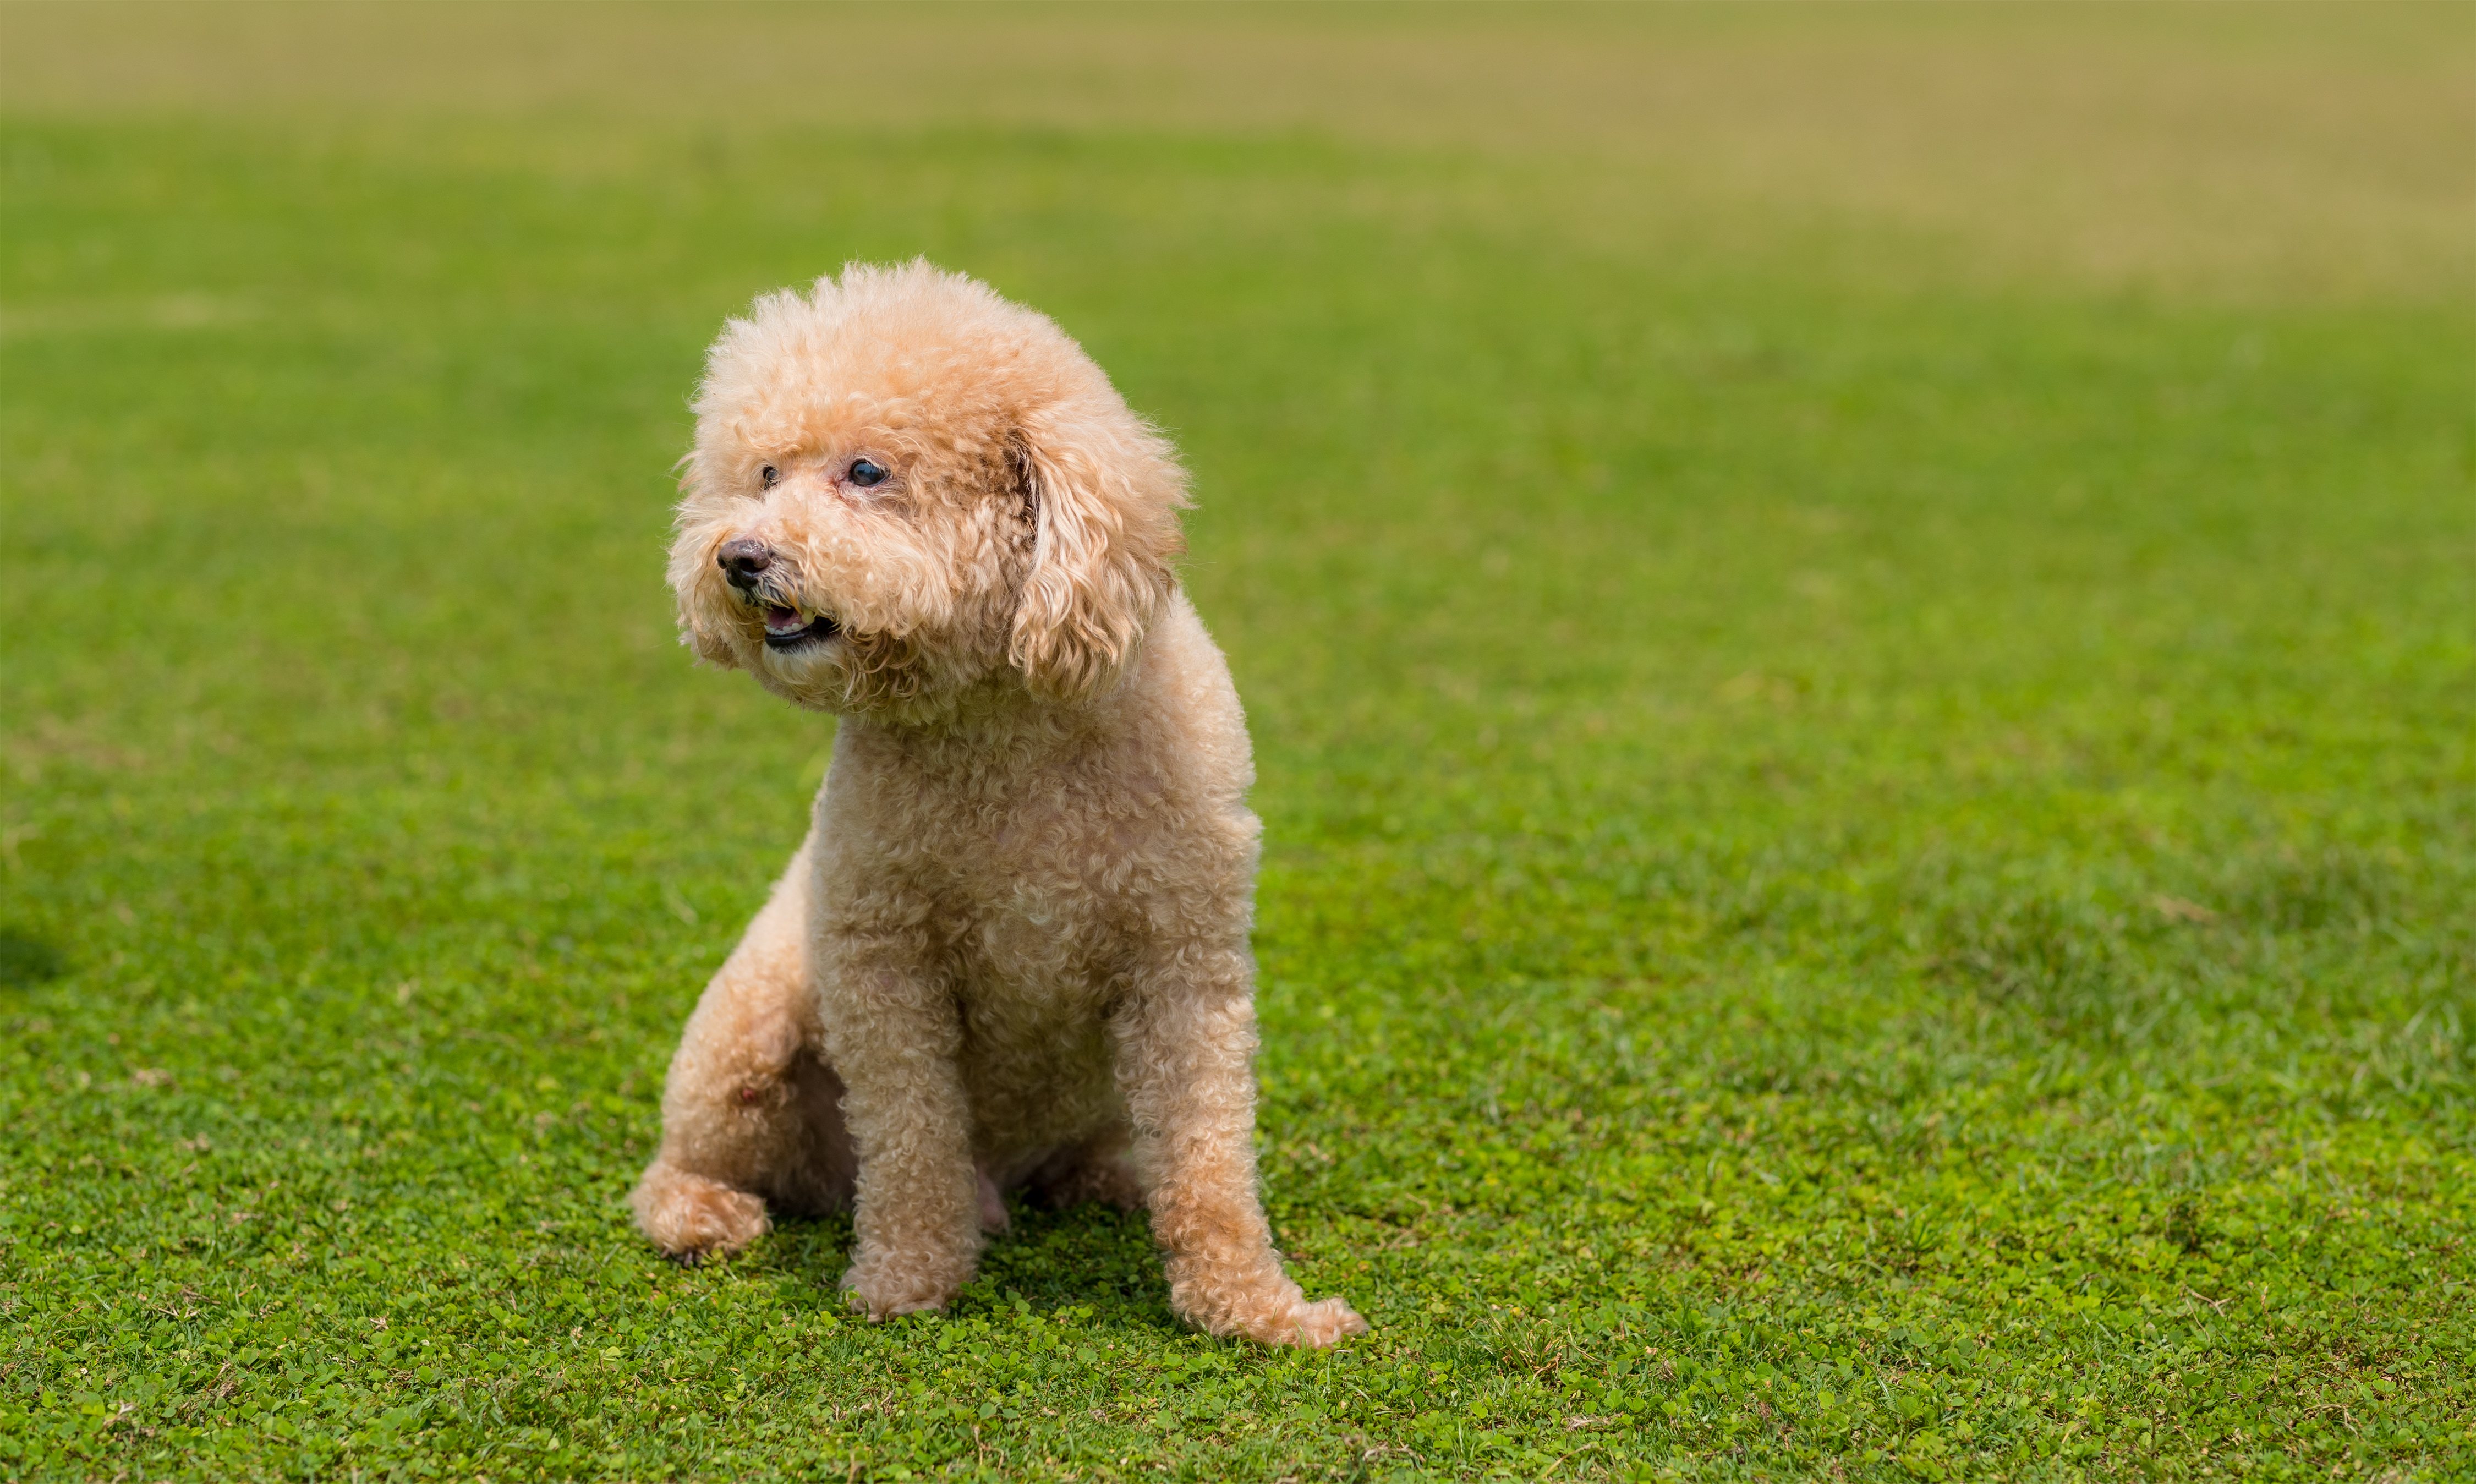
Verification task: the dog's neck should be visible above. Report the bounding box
[843,654,1146,790]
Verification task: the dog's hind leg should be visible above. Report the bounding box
[631,831,855,1261]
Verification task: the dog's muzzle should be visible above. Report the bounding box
[717,538,842,649]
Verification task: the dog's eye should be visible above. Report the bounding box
[847,458,888,488]
[759,465,779,490]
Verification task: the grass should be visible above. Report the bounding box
[3,3,2473,1480]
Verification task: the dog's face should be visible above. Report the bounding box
[670,263,1187,720]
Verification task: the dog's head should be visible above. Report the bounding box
[669,262,1187,720]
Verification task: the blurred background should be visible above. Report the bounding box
[3,3,2473,1480]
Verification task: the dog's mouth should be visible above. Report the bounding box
[760,604,841,650]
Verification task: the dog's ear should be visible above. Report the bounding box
[1008,403,1187,702]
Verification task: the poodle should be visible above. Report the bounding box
[627,262,1365,1348]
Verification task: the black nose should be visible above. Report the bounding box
[716,539,773,590]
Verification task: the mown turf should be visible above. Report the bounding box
[3,4,2473,1481]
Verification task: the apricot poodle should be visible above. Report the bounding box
[628,261,1365,1348]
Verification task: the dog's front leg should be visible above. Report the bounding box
[1111,946,1367,1348]
[819,943,982,1319]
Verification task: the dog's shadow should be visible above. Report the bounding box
[750,1201,1184,1332]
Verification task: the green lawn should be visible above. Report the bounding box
[3,4,2473,1480]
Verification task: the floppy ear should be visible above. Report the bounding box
[1009,403,1188,702]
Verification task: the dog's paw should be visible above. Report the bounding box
[840,1257,964,1321]
[1281,1295,1369,1349]
[1236,1293,1366,1349]
[630,1162,769,1261]
[1180,1276,1369,1348]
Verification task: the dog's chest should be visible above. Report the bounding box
[946,869,1128,1007]
[823,719,1230,1006]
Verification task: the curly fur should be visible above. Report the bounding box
[631,261,1365,1348]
